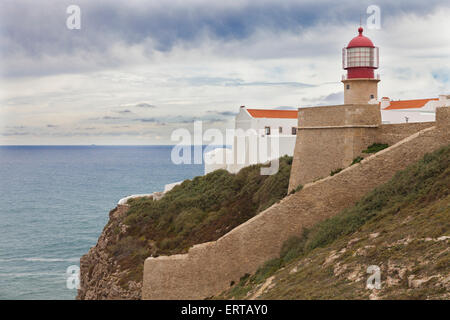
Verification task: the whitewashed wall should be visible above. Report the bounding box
[381,95,449,124]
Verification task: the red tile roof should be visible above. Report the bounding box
[246,109,298,119]
[383,98,438,110]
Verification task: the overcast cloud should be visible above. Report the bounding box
[0,0,449,144]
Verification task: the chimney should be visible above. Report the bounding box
[380,97,390,109]
[438,94,450,107]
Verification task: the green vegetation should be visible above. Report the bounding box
[289,184,303,195]
[362,143,389,154]
[330,168,343,176]
[218,144,450,299]
[107,155,293,285]
[351,156,364,165]
[329,143,388,177]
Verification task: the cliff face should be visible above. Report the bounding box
[77,205,142,300]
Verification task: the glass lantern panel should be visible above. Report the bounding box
[346,47,377,67]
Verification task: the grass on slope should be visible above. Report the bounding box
[218,144,450,300]
[107,155,293,286]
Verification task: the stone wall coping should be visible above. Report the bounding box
[298,125,379,129]
[298,103,369,110]
[146,253,189,261]
[380,121,435,127]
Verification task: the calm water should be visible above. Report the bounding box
[0,146,203,300]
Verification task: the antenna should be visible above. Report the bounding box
[359,13,362,27]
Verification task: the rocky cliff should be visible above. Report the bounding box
[77,205,142,300]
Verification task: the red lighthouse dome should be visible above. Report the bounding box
[347,27,374,48]
[342,27,379,79]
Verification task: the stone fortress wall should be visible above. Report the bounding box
[288,104,436,191]
[379,122,435,145]
[142,106,449,300]
[288,104,380,191]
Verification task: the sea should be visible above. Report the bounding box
[0,146,204,300]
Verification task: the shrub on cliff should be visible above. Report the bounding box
[362,143,389,154]
[107,155,293,284]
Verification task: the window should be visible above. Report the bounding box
[279,127,283,134]
[291,127,297,135]
[346,47,377,67]
[346,84,350,90]
[370,94,374,99]
[265,126,271,135]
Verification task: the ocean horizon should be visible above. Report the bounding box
[0,145,204,299]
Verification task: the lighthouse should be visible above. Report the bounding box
[342,27,380,104]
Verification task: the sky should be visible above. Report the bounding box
[0,0,449,145]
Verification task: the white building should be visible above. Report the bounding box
[204,106,298,174]
[381,94,450,124]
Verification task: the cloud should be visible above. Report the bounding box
[274,106,296,110]
[134,103,156,108]
[242,81,313,88]
[132,112,234,126]
[175,76,313,88]
[432,70,449,83]
[217,111,237,116]
[207,110,237,116]
[301,92,344,107]
[322,92,344,104]
[102,116,121,120]
[0,131,30,136]
[1,0,448,77]
[135,118,158,123]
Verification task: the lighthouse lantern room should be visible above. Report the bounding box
[342,27,379,78]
